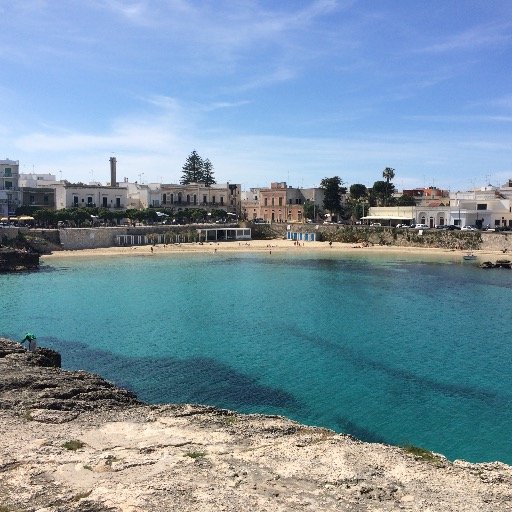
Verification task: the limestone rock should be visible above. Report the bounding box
[0,338,511,511]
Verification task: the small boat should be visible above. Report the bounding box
[463,253,477,261]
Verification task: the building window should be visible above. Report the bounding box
[73,196,79,206]
[278,197,282,206]
[170,193,174,204]
[5,181,12,189]
[187,194,190,204]
[87,196,93,205]
[29,195,35,204]
[116,197,121,208]
[220,196,224,205]
[102,197,108,207]
[289,199,292,205]
[272,197,275,206]
[203,195,207,204]
[178,193,182,204]
[163,193,167,204]
[264,198,268,206]
[4,168,11,177]
[212,196,216,204]
[193,194,197,205]
[44,195,49,204]
[477,204,487,210]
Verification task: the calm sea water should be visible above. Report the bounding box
[2,250,512,464]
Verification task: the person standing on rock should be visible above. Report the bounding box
[22,332,37,352]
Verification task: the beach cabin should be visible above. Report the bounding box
[197,228,251,242]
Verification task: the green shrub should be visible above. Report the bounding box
[62,440,85,451]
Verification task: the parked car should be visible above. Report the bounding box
[412,223,430,229]
[461,225,477,231]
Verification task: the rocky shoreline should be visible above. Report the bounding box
[1,337,511,511]
[0,248,40,272]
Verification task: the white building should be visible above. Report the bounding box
[54,183,128,210]
[19,173,59,188]
[449,184,512,229]
[0,159,21,216]
[145,182,241,215]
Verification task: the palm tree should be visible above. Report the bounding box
[382,167,395,206]
[382,167,395,183]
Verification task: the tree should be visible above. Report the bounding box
[382,167,395,206]
[303,201,322,222]
[180,150,204,184]
[320,176,344,217]
[180,151,216,185]
[33,209,56,228]
[370,180,393,206]
[349,184,368,201]
[346,184,369,221]
[202,158,216,186]
[396,194,416,206]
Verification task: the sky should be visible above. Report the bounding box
[1,0,512,192]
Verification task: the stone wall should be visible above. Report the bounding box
[0,227,20,241]
[58,227,126,249]
[57,225,225,249]
[267,224,512,252]
[7,224,512,252]
[480,232,512,252]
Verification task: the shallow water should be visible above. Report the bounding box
[2,251,512,463]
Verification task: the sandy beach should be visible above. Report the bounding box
[41,238,504,261]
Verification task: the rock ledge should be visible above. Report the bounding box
[1,338,511,511]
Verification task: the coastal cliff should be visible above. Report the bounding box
[1,338,511,512]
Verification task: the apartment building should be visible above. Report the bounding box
[0,159,21,216]
[146,182,241,215]
[54,183,128,210]
[242,182,325,223]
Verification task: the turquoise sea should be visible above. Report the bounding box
[2,250,512,464]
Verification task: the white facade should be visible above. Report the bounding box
[54,183,128,210]
[145,182,241,214]
[449,185,512,228]
[0,159,21,216]
[19,173,58,188]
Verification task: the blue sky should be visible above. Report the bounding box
[1,0,512,191]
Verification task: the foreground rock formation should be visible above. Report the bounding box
[1,338,511,511]
[0,248,40,272]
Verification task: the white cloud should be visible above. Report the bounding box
[418,22,512,53]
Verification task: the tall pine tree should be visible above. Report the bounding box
[180,151,216,185]
[180,150,203,184]
[202,158,216,186]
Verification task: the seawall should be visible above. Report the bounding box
[4,224,512,252]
